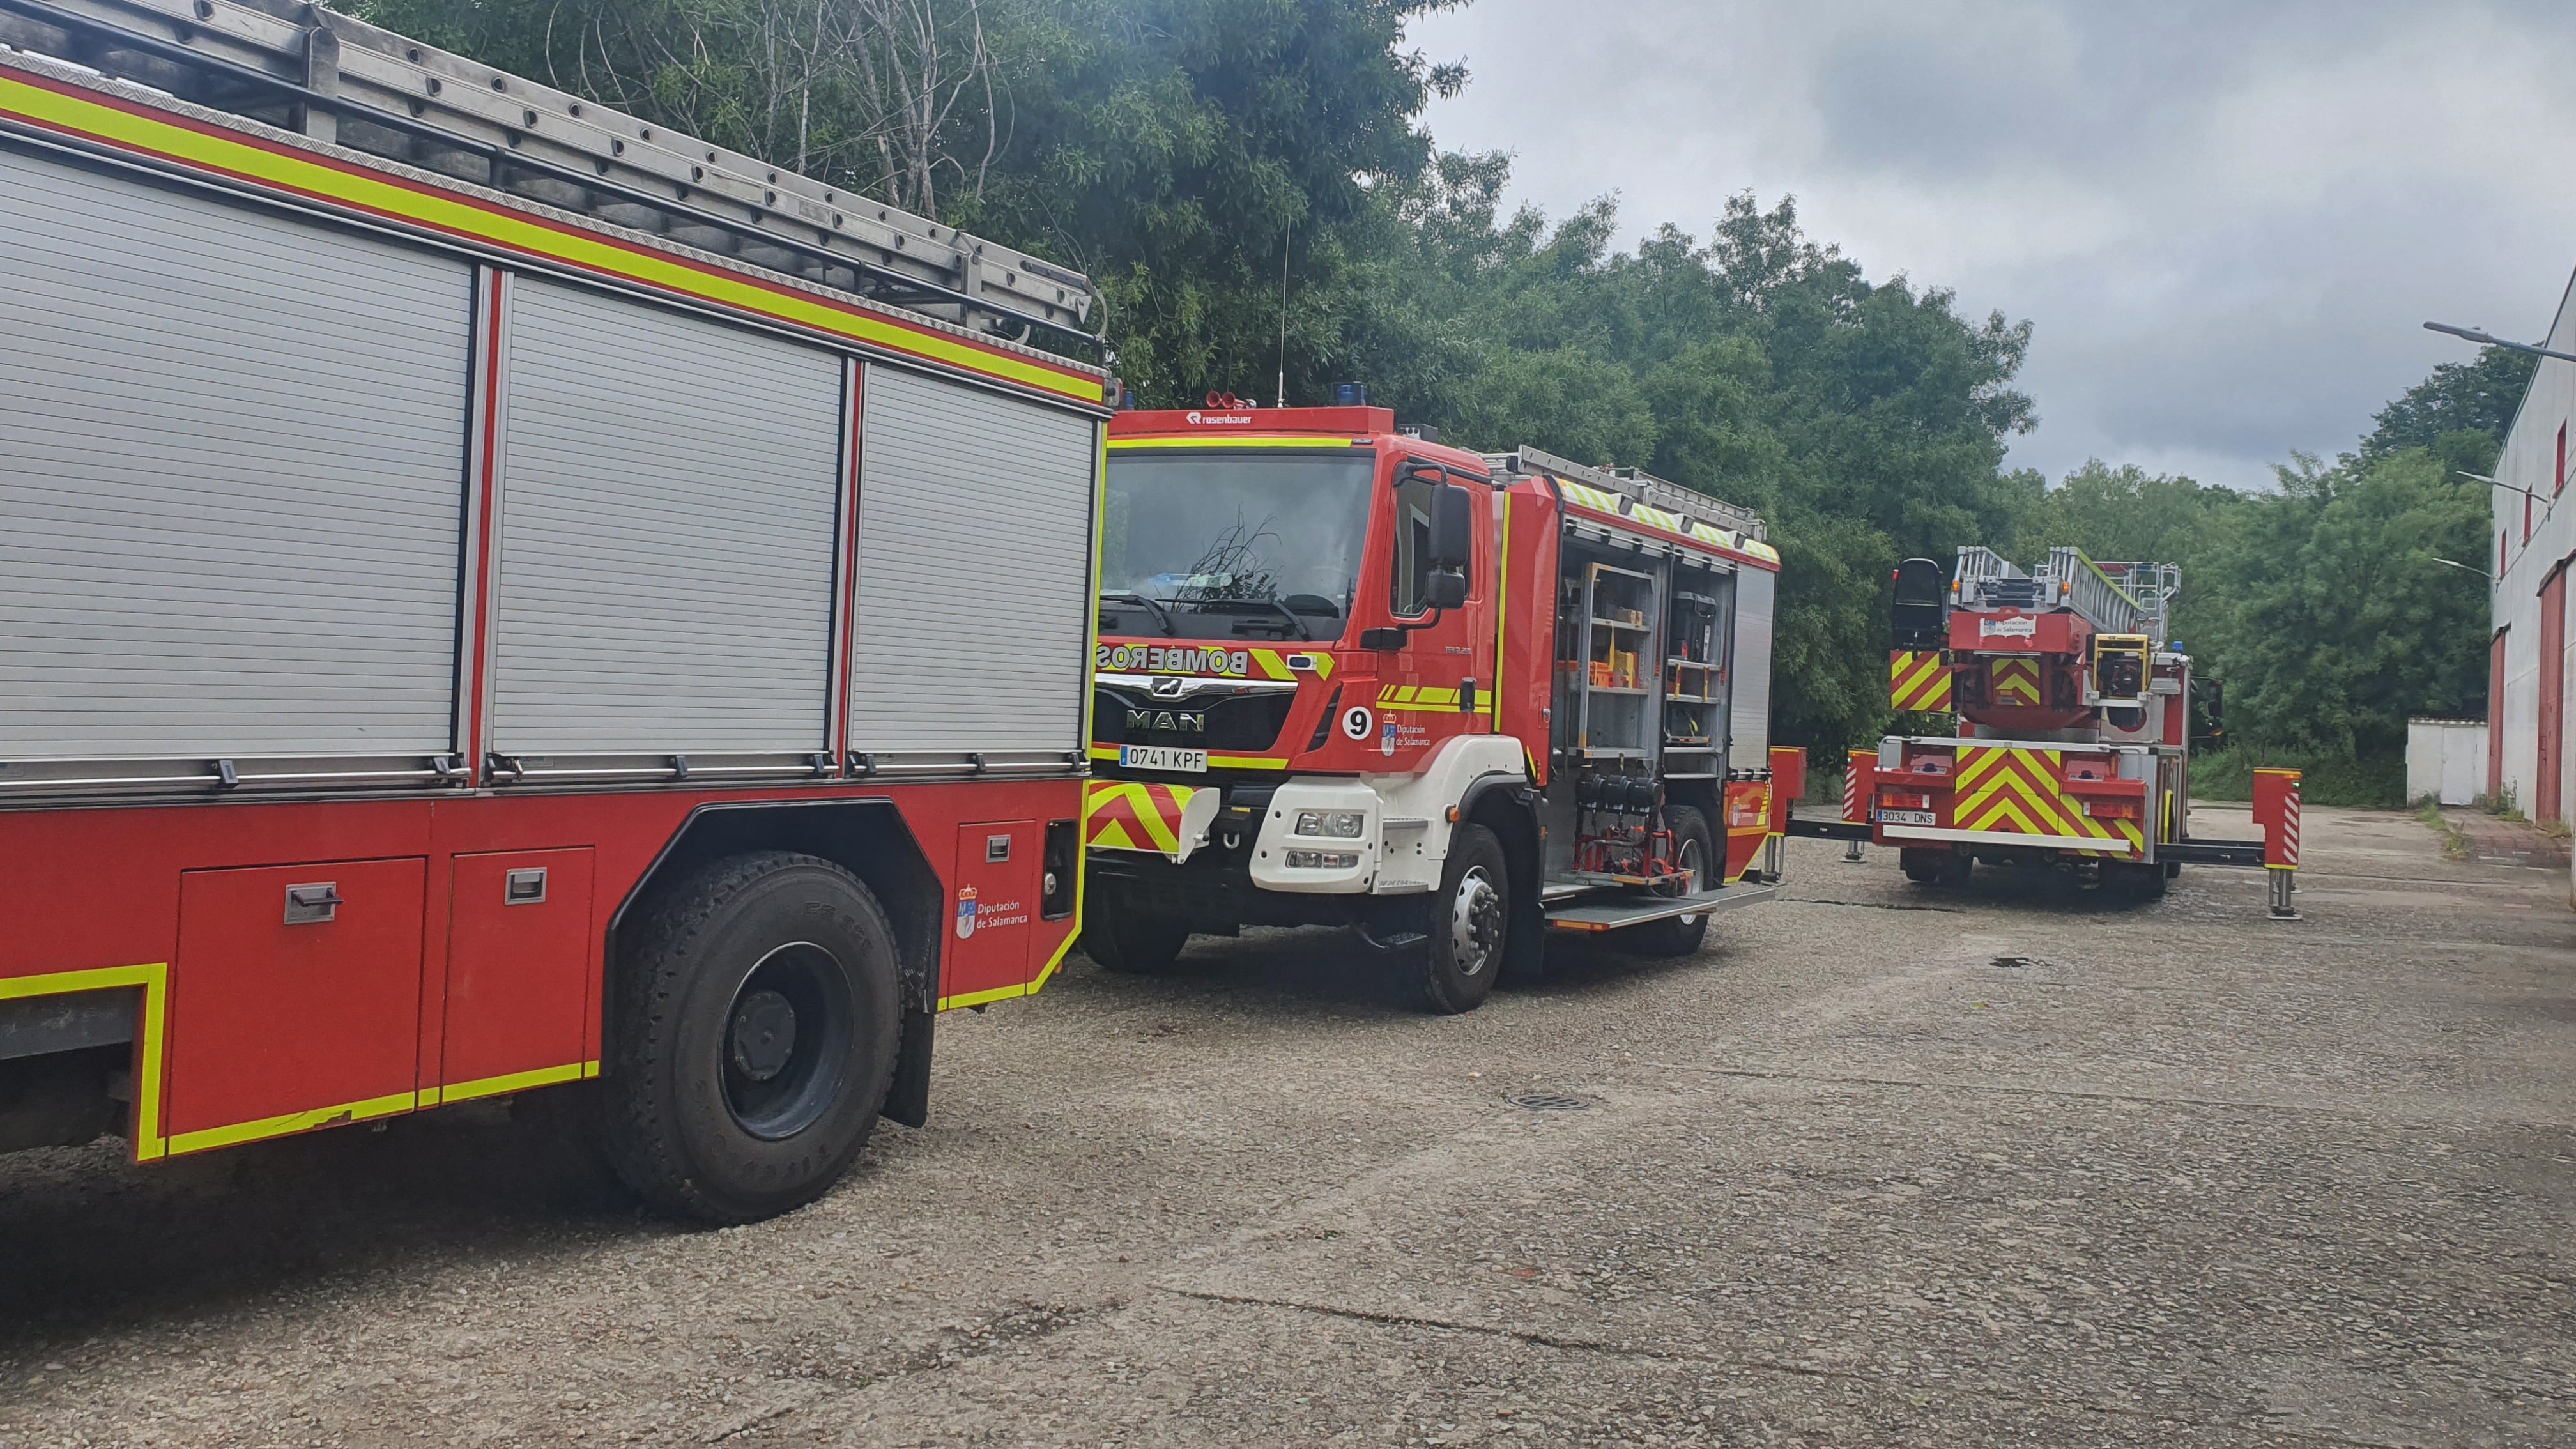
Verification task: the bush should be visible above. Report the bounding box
[2190,746,2405,808]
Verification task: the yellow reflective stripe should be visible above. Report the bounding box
[1107,436,1355,449]
[423,1061,594,1108]
[0,962,168,1160]
[1251,648,1296,681]
[0,73,1103,404]
[938,983,1027,1011]
[167,1089,417,1157]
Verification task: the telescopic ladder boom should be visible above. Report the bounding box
[1953,545,2175,646]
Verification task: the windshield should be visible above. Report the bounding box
[1100,450,1375,642]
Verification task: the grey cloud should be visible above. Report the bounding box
[1411,0,2576,491]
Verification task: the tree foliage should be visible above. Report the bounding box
[2195,450,2492,756]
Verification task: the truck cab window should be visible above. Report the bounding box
[1391,471,1436,618]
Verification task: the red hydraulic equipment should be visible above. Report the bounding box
[1795,547,2299,912]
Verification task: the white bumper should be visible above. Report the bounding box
[1246,736,1528,895]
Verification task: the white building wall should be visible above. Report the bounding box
[2488,268,2576,824]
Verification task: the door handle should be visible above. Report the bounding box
[1460,678,1478,714]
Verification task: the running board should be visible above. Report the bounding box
[2160,838,2268,868]
[1545,882,1779,933]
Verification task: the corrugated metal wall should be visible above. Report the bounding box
[0,147,472,758]
[489,277,845,755]
[1729,565,1776,772]
[848,367,1097,756]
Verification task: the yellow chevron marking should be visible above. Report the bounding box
[1990,657,2044,706]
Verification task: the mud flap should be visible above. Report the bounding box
[880,1007,933,1128]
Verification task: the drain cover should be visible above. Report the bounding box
[1507,1093,1591,1112]
[1990,956,2046,969]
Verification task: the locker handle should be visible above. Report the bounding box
[283,882,342,924]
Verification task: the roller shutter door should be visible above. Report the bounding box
[0,146,473,760]
[1728,564,1775,771]
[490,278,845,755]
[848,367,1096,755]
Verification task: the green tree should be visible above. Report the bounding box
[2195,449,2492,755]
[2009,460,2247,656]
[2363,344,2539,462]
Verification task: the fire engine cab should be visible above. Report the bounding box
[1080,403,1797,1011]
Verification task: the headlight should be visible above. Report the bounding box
[1284,850,1362,870]
[1294,809,1367,839]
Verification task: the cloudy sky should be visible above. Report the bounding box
[1407,0,2576,493]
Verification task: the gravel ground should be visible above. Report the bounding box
[2,803,2570,1448]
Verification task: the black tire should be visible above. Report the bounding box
[2106,860,2168,901]
[1899,848,1943,885]
[1938,851,1974,889]
[602,851,901,1225]
[1419,824,1509,1014]
[1628,804,1716,958]
[1082,891,1192,974]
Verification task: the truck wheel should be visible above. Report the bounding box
[1905,848,1970,889]
[1629,804,1715,958]
[1082,893,1192,974]
[1419,824,1509,1014]
[602,852,901,1225]
[2106,860,2168,901]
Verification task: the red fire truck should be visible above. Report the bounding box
[1080,406,1797,1011]
[0,3,1108,1220]
[1800,547,2301,916]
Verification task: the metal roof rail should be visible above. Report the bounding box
[0,0,1100,349]
[1484,445,1767,541]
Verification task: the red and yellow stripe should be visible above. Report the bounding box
[1989,657,2044,707]
[1085,779,1211,857]
[1953,746,2142,857]
[1889,650,1952,712]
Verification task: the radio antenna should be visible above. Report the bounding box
[1277,218,1291,410]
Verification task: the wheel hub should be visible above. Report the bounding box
[1450,867,1503,977]
[728,988,799,1082]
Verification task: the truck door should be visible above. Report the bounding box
[1374,461,1492,767]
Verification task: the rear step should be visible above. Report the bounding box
[1545,882,1779,932]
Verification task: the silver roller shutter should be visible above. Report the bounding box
[0,146,472,760]
[490,278,844,755]
[1728,563,1776,771]
[849,367,1096,755]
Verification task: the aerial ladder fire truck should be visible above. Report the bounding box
[1079,404,1801,1012]
[0,0,1110,1221]
[1798,548,2301,915]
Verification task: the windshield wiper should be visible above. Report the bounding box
[1099,592,1178,638]
[1228,599,1312,641]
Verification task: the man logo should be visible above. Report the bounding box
[1149,675,1188,700]
[1128,709,1205,733]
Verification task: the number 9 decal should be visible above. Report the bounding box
[1340,705,1374,741]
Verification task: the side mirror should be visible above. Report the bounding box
[1431,484,1475,569]
[1426,569,1467,611]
